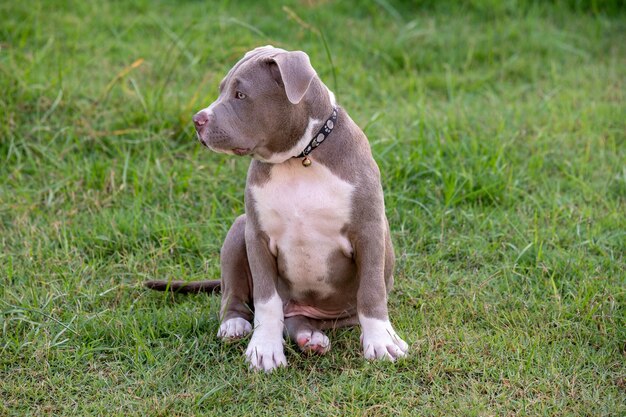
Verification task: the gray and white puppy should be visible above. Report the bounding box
[146,46,408,371]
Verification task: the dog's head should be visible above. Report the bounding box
[193,46,334,163]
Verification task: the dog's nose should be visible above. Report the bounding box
[193,112,209,129]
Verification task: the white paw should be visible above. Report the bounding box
[360,316,409,361]
[217,317,252,341]
[245,333,287,372]
[296,329,331,355]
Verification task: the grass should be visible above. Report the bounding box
[1,0,625,415]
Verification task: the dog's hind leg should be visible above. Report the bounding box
[284,316,331,355]
[217,214,254,341]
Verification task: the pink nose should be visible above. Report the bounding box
[193,112,208,129]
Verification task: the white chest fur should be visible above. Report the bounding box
[251,159,355,297]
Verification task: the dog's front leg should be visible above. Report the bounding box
[243,226,287,372]
[354,220,408,361]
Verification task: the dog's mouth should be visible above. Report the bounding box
[197,136,250,157]
[232,147,250,156]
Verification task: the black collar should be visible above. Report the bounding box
[295,106,338,166]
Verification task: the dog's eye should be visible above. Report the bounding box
[235,91,247,100]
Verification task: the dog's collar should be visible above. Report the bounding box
[295,106,338,167]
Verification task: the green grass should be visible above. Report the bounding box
[1,0,625,415]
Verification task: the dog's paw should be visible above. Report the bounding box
[245,333,287,372]
[217,317,252,341]
[360,316,408,361]
[296,329,331,355]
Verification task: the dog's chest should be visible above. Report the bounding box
[251,160,354,296]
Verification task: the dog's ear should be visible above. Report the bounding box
[270,51,317,105]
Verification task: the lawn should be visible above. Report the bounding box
[1,0,625,415]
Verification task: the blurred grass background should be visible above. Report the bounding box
[1,0,625,415]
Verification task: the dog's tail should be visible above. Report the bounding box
[144,280,221,294]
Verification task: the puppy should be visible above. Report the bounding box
[146,46,408,371]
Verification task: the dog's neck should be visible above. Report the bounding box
[294,106,338,167]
